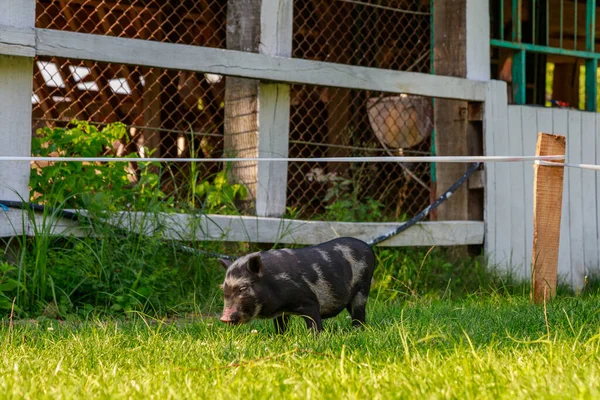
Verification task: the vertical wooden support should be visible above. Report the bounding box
[225,0,261,205]
[140,69,162,156]
[225,0,292,217]
[256,0,293,217]
[434,0,489,227]
[0,1,35,202]
[531,133,566,303]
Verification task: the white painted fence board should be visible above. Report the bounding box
[0,3,35,203]
[490,84,512,269]
[522,106,543,276]
[551,108,572,283]
[484,81,508,266]
[507,106,527,278]
[567,110,585,289]
[0,26,35,57]
[466,0,491,81]
[256,83,291,216]
[0,209,485,246]
[255,0,293,217]
[0,25,487,101]
[580,112,597,282]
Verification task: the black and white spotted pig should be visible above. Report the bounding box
[218,237,376,333]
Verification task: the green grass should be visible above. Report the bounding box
[3,295,600,399]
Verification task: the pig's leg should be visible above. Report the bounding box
[347,289,368,327]
[273,314,290,334]
[301,307,323,332]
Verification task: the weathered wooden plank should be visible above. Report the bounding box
[567,110,584,290]
[523,106,544,278]
[552,108,572,283]
[256,83,291,216]
[433,0,469,226]
[0,26,489,101]
[2,209,485,246]
[0,2,35,203]
[256,0,293,217]
[467,170,485,189]
[0,209,25,237]
[531,133,566,303]
[580,112,597,287]
[490,83,512,270]
[0,25,35,57]
[507,106,527,278]
[466,0,491,81]
[483,80,508,267]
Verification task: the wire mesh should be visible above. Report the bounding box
[293,0,431,71]
[288,86,432,220]
[36,0,226,47]
[31,0,433,221]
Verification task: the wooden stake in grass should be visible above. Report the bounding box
[531,133,566,304]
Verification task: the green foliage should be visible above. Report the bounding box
[0,258,19,311]
[323,197,384,222]
[371,247,527,302]
[30,120,169,212]
[320,172,386,222]
[195,171,248,214]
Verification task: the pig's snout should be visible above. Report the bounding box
[220,307,240,324]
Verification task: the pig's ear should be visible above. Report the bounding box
[246,254,264,278]
[218,258,233,270]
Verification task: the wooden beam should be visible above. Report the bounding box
[224,0,261,205]
[434,0,487,239]
[466,0,491,81]
[483,80,509,267]
[0,26,487,101]
[256,0,293,217]
[0,1,35,203]
[0,209,485,247]
[531,133,566,303]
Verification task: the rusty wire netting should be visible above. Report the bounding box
[293,0,431,71]
[32,0,433,221]
[289,0,433,219]
[288,85,433,220]
[36,0,226,47]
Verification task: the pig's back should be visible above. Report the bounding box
[262,237,375,317]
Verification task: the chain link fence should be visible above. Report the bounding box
[32,0,432,221]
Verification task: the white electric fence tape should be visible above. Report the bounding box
[0,155,567,163]
[536,160,600,171]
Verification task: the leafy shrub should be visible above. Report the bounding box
[0,258,19,311]
[31,120,169,212]
[195,170,248,214]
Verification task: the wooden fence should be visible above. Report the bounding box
[486,103,600,288]
[0,0,495,249]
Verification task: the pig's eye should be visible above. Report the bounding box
[238,286,247,292]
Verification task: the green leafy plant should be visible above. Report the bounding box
[195,170,248,214]
[30,120,169,212]
[0,259,19,311]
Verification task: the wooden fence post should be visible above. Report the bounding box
[256,0,293,217]
[433,0,489,241]
[225,0,292,217]
[531,133,566,303]
[0,1,35,203]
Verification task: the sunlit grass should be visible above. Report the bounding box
[3,295,600,399]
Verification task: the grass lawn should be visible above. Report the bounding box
[2,294,600,399]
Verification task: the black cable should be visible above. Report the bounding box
[366,162,481,246]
